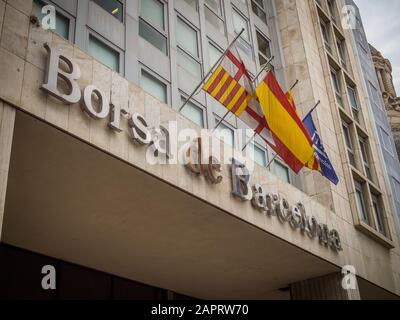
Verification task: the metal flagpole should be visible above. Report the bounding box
[212,55,275,134]
[264,99,321,170]
[178,28,245,113]
[241,78,300,152]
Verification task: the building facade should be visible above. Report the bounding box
[345,0,400,239]
[0,0,400,299]
[369,45,400,160]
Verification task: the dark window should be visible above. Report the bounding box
[92,0,123,22]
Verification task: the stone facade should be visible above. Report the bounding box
[370,45,400,158]
[0,0,400,299]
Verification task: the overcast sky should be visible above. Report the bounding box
[354,0,400,95]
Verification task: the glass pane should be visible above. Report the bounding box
[342,124,352,149]
[252,1,267,23]
[55,13,69,39]
[184,0,198,11]
[253,0,264,8]
[34,0,70,39]
[141,70,167,103]
[274,161,290,183]
[372,196,385,235]
[208,42,222,66]
[355,188,368,223]
[141,0,164,30]
[215,122,234,147]
[205,6,225,34]
[176,18,198,57]
[249,144,267,167]
[205,0,222,15]
[256,32,271,59]
[181,99,204,128]
[93,0,123,22]
[88,35,119,72]
[233,10,250,41]
[348,87,358,110]
[139,19,168,54]
[177,48,201,79]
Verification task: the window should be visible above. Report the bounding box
[248,143,267,167]
[204,0,225,33]
[256,31,273,69]
[34,0,70,39]
[208,41,223,67]
[141,69,167,103]
[205,0,222,15]
[274,160,290,183]
[355,181,368,223]
[359,138,372,180]
[180,98,204,128]
[139,0,168,55]
[320,21,331,53]
[176,17,201,79]
[327,0,337,23]
[336,37,346,68]
[369,82,382,110]
[232,8,250,42]
[392,178,400,214]
[88,35,120,72]
[183,0,198,11]
[380,128,395,155]
[347,86,360,122]
[342,122,355,166]
[215,121,234,147]
[93,0,123,22]
[371,194,386,235]
[251,0,267,24]
[232,8,252,57]
[331,69,343,107]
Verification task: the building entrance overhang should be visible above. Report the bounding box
[2,111,344,299]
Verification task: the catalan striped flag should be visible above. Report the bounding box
[255,71,315,173]
[203,47,275,147]
[203,47,254,117]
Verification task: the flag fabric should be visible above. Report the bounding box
[255,71,315,173]
[202,46,275,147]
[303,112,339,185]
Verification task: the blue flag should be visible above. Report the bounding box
[303,112,339,185]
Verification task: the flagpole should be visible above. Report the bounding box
[241,78,300,152]
[212,55,275,134]
[264,99,321,171]
[178,28,245,113]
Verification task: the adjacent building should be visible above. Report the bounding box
[0,0,400,299]
[369,45,400,160]
[345,0,400,238]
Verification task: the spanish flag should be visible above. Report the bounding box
[255,72,315,173]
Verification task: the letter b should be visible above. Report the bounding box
[41,43,81,104]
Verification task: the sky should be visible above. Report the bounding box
[354,0,400,95]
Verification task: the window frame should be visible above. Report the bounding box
[140,66,169,105]
[175,14,202,79]
[87,31,123,73]
[354,180,369,224]
[371,193,386,236]
[180,95,206,128]
[248,142,268,167]
[214,116,235,148]
[251,0,268,24]
[33,0,75,41]
[139,0,169,55]
[92,0,124,23]
[255,30,273,69]
[342,121,356,167]
[331,69,343,107]
[274,159,291,184]
[359,137,372,181]
[380,127,395,156]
